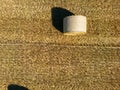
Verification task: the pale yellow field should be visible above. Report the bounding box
[0,0,120,90]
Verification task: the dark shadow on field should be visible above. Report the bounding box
[51,7,74,33]
[8,84,28,90]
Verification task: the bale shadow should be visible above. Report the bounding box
[51,7,74,33]
[8,84,28,90]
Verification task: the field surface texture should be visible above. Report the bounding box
[0,0,120,90]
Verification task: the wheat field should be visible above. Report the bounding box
[0,0,120,90]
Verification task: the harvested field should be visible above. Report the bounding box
[0,0,120,90]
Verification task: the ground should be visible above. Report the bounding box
[0,0,120,90]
